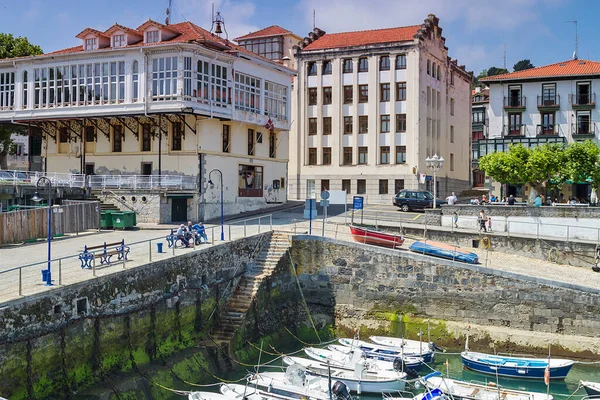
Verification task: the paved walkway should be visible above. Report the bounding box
[2,207,600,306]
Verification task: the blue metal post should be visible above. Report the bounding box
[220,176,224,241]
[46,192,52,286]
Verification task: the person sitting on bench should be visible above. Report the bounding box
[193,222,208,244]
[176,224,190,247]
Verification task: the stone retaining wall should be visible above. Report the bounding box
[290,236,600,341]
[437,204,600,218]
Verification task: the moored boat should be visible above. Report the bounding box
[581,381,600,397]
[408,241,479,264]
[283,355,407,393]
[189,392,234,400]
[421,371,553,400]
[460,351,574,380]
[321,345,424,371]
[370,336,443,354]
[349,226,404,249]
[245,367,353,400]
[338,338,434,363]
[384,388,450,400]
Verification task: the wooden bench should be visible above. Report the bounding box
[79,239,130,269]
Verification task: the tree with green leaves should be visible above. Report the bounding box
[513,59,535,72]
[486,66,509,77]
[564,140,600,202]
[478,143,567,201]
[0,33,43,168]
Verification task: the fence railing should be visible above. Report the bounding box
[0,170,198,190]
[0,214,272,305]
[88,175,197,190]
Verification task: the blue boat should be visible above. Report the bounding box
[338,338,434,363]
[409,241,479,264]
[461,350,574,380]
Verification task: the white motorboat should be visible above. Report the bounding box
[370,336,440,353]
[189,392,233,400]
[220,383,283,400]
[283,355,407,393]
[581,381,600,397]
[384,388,451,400]
[421,371,553,400]
[246,367,353,400]
[325,344,424,372]
[338,338,435,363]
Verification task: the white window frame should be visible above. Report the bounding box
[85,38,97,51]
[264,80,287,119]
[146,30,160,44]
[112,34,126,48]
[234,72,261,114]
[152,56,178,101]
[0,71,15,110]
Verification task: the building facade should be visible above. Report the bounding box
[0,20,295,222]
[477,59,600,199]
[471,86,489,188]
[235,25,302,69]
[288,14,472,203]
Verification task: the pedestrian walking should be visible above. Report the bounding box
[452,211,458,228]
[487,216,492,232]
[478,209,487,232]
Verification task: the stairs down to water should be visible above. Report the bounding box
[212,232,290,343]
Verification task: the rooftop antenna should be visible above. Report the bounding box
[566,20,578,59]
[502,44,507,70]
[165,0,172,25]
[313,9,316,30]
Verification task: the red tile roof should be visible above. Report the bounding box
[302,25,420,51]
[41,21,291,71]
[104,23,143,37]
[235,25,297,41]
[482,59,600,82]
[75,28,108,39]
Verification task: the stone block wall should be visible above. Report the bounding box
[0,232,270,399]
[289,236,600,339]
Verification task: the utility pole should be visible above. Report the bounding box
[313,9,316,29]
[502,44,507,70]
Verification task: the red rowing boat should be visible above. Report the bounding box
[349,225,404,249]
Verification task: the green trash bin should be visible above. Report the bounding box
[123,211,137,228]
[101,210,116,229]
[112,212,135,230]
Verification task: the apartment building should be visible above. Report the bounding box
[478,59,600,199]
[0,19,295,222]
[235,25,302,69]
[288,14,473,203]
[471,86,489,188]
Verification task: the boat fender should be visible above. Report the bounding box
[488,382,496,387]
[357,382,361,395]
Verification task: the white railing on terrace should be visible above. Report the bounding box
[0,170,197,190]
[0,170,86,188]
[88,175,197,190]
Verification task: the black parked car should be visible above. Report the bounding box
[392,189,444,211]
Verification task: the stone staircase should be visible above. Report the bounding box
[88,194,120,212]
[212,232,290,342]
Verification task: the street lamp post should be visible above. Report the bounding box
[208,168,225,241]
[425,154,445,209]
[31,176,53,286]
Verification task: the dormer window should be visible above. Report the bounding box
[112,34,125,48]
[146,30,160,44]
[85,38,98,51]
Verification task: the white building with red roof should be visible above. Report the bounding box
[478,59,600,200]
[287,14,473,203]
[0,19,295,223]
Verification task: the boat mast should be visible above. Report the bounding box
[465,323,470,352]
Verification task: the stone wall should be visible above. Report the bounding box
[438,204,600,219]
[0,232,270,399]
[289,236,600,344]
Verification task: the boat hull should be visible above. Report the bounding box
[408,241,479,264]
[337,339,434,363]
[581,381,600,397]
[461,353,574,380]
[349,226,404,249]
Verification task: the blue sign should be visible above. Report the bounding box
[353,196,364,210]
[425,175,433,181]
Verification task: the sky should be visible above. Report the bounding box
[0,0,598,74]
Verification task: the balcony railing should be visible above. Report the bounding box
[503,124,526,137]
[537,94,560,109]
[0,170,86,188]
[536,124,560,136]
[504,96,526,109]
[88,175,197,190]
[570,93,596,109]
[571,122,597,139]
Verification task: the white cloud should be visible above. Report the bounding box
[176,0,261,40]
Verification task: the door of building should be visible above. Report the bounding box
[171,198,188,222]
[141,162,152,175]
[85,163,95,175]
